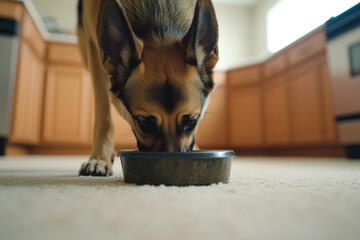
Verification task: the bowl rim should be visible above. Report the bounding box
[118,150,235,159]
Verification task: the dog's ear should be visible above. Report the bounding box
[182,0,219,93]
[98,0,142,95]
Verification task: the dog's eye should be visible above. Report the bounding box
[185,119,196,127]
[136,116,157,134]
[183,115,198,133]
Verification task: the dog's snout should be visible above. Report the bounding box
[156,140,183,152]
[137,139,189,152]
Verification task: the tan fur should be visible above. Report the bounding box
[77,0,218,176]
[77,0,116,176]
[121,0,197,46]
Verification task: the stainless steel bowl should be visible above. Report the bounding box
[118,150,234,186]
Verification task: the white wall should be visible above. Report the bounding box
[31,0,78,34]
[249,0,279,57]
[213,3,252,70]
[30,0,266,70]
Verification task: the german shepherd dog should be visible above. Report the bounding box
[77,0,218,176]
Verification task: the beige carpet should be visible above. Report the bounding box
[0,155,359,240]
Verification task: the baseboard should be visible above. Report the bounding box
[267,146,346,158]
[233,146,346,158]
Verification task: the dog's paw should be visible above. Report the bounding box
[79,159,113,177]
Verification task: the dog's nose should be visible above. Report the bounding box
[159,142,182,152]
[155,136,183,152]
[136,140,183,152]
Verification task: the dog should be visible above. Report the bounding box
[77,0,219,176]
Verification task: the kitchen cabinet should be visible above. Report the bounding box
[46,42,83,65]
[263,54,290,145]
[41,43,93,146]
[44,43,137,149]
[10,41,44,144]
[0,1,22,21]
[42,65,92,146]
[196,71,228,147]
[288,55,336,144]
[289,57,324,143]
[321,63,336,142]
[287,30,326,66]
[229,85,263,147]
[228,66,264,147]
[263,74,290,145]
[228,29,336,149]
[262,30,336,147]
[285,30,335,144]
[9,10,45,145]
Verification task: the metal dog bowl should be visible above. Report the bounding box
[118,150,234,186]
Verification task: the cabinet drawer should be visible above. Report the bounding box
[263,54,287,77]
[227,66,261,87]
[287,30,326,66]
[42,65,92,145]
[10,41,44,145]
[22,12,46,58]
[47,43,84,65]
[0,1,22,21]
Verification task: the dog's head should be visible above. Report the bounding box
[98,0,218,152]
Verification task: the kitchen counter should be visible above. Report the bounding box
[226,24,326,70]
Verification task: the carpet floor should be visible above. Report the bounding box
[0,155,359,240]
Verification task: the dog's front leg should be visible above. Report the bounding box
[79,44,114,176]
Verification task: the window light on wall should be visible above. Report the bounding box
[267,0,359,53]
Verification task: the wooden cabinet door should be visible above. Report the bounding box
[229,85,263,147]
[42,65,92,146]
[0,1,22,21]
[196,72,227,148]
[263,74,290,145]
[111,105,137,149]
[289,58,324,143]
[10,41,44,145]
[321,63,337,142]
